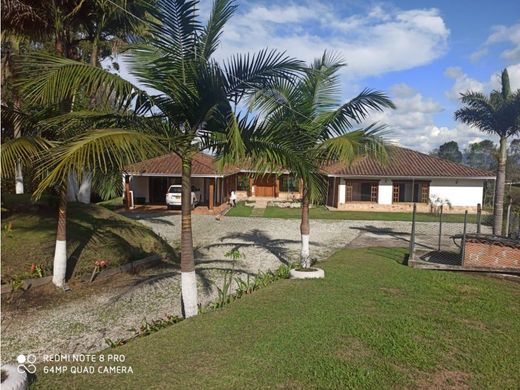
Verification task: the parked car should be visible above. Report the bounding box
[166,185,200,209]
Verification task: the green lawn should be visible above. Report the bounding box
[1,194,174,282]
[33,248,520,389]
[227,201,480,223]
[226,201,254,217]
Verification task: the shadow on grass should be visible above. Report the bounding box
[365,247,408,265]
[199,228,319,265]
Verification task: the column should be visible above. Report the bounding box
[209,178,215,210]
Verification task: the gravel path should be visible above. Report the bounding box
[1,214,431,363]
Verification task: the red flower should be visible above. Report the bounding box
[31,263,37,272]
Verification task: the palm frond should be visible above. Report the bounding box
[198,0,237,59]
[34,129,166,198]
[224,48,302,102]
[19,53,141,108]
[323,89,395,138]
[1,136,54,179]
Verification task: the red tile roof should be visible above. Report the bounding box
[126,147,495,179]
[321,146,494,178]
[125,152,240,176]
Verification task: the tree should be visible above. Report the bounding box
[507,138,520,182]
[464,140,497,171]
[19,0,301,315]
[455,69,520,235]
[2,0,156,288]
[244,52,394,267]
[431,141,463,163]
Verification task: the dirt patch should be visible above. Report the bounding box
[458,318,489,331]
[334,336,373,361]
[379,287,405,296]
[454,284,481,295]
[415,370,472,389]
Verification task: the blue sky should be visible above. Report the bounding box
[197,0,520,152]
[117,0,520,153]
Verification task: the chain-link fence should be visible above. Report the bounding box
[408,204,520,268]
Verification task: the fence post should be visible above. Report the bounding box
[438,204,443,252]
[505,199,512,238]
[409,203,417,262]
[461,210,468,266]
[476,203,481,234]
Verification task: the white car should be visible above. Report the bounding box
[166,185,200,209]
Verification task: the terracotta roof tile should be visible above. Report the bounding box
[321,146,495,178]
[125,152,239,176]
[126,146,495,179]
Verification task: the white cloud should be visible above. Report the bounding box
[360,83,502,152]
[444,67,484,100]
[471,22,520,62]
[445,64,520,102]
[489,63,520,90]
[210,2,449,79]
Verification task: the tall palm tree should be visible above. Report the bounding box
[19,0,301,315]
[455,69,520,235]
[243,52,395,267]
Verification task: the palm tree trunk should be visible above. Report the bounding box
[53,186,68,288]
[14,96,24,194]
[10,38,24,194]
[493,136,508,236]
[180,157,198,317]
[300,182,311,268]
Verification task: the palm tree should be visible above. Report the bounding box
[19,0,301,315]
[243,52,395,267]
[455,69,520,235]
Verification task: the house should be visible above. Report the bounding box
[124,146,494,213]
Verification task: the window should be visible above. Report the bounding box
[346,181,378,202]
[280,175,299,192]
[392,181,429,203]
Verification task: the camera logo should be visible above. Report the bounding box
[17,354,36,374]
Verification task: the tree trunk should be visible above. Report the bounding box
[53,186,68,288]
[493,136,508,236]
[77,172,92,204]
[10,39,24,194]
[180,157,198,317]
[14,96,24,194]
[300,182,311,268]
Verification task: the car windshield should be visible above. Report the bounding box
[168,187,182,194]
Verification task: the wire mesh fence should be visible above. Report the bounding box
[407,203,520,267]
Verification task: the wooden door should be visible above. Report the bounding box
[254,175,275,197]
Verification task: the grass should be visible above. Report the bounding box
[1,194,174,282]
[226,201,253,217]
[227,201,480,223]
[32,247,520,389]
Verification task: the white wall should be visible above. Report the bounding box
[338,179,346,205]
[378,180,393,205]
[429,179,484,207]
[131,176,149,202]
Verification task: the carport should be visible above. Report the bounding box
[125,153,240,209]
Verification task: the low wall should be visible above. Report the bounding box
[336,202,479,214]
[463,235,520,270]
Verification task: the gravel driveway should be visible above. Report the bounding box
[2,214,418,363]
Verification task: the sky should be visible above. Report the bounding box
[120,0,520,153]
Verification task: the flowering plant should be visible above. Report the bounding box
[30,263,44,278]
[90,260,108,283]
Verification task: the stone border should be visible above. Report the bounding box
[0,255,162,294]
[289,268,325,279]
